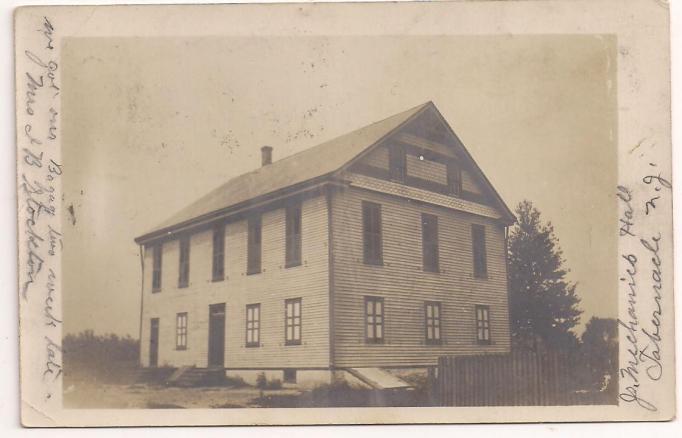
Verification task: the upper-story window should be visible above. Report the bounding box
[178,236,190,288]
[362,201,383,265]
[472,224,488,278]
[152,244,162,292]
[212,224,225,281]
[388,144,406,182]
[421,213,439,272]
[285,203,302,268]
[247,215,262,275]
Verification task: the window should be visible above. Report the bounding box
[152,244,162,292]
[247,216,262,275]
[176,312,188,350]
[422,213,439,272]
[472,224,488,278]
[362,201,383,265]
[365,296,384,344]
[425,302,442,344]
[212,224,225,281]
[285,203,302,267]
[447,162,462,196]
[285,298,302,345]
[246,304,260,347]
[476,305,491,344]
[389,144,406,182]
[178,236,190,288]
[283,368,297,383]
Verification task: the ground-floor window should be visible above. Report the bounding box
[176,312,188,350]
[425,301,442,344]
[365,296,384,344]
[476,305,491,344]
[246,303,261,347]
[285,298,302,345]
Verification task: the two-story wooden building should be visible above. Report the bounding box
[134,101,515,387]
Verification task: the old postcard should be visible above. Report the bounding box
[15,0,674,427]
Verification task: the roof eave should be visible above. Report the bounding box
[134,173,337,245]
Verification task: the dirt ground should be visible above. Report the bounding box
[63,381,303,409]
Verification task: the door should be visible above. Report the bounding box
[149,318,159,367]
[208,303,226,368]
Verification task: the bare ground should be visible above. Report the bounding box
[63,381,303,409]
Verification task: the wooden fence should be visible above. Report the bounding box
[433,350,579,406]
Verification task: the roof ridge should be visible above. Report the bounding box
[135,101,434,242]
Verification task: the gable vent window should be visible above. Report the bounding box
[285,203,302,268]
[178,236,190,288]
[362,201,383,265]
[388,144,406,182]
[212,224,225,282]
[447,162,462,196]
[247,215,262,275]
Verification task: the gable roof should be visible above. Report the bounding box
[135,102,431,243]
[135,101,514,244]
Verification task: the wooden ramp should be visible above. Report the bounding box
[346,368,413,390]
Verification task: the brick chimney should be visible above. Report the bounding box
[261,146,273,166]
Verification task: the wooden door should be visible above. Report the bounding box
[149,318,159,367]
[208,303,226,368]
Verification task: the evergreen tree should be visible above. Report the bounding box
[507,200,582,351]
[580,317,618,391]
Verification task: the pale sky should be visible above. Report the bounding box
[62,35,617,337]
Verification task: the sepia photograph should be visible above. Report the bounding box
[14,0,674,427]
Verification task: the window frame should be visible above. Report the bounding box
[284,298,302,346]
[247,215,262,275]
[476,305,491,345]
[212,224,225,282]
[152,244,162,292]
[178,236,190,288]
[364,296,385,344]
[175,312,188,350]
[245,303,261,347]
[472,224,488,279]
[285,203,302,268]
[421,213,440,272]
[362,201,383,266]
[424,301,442,345]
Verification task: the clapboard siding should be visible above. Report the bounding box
[406,153,448,185]
[140,195,330,368]
[462,170,483,194]
[362,145,389,169]
[330,185,510,368]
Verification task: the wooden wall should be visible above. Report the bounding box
[330,177,510,368]
[139,194,330,369]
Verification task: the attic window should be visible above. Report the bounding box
[388,145,406,182]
